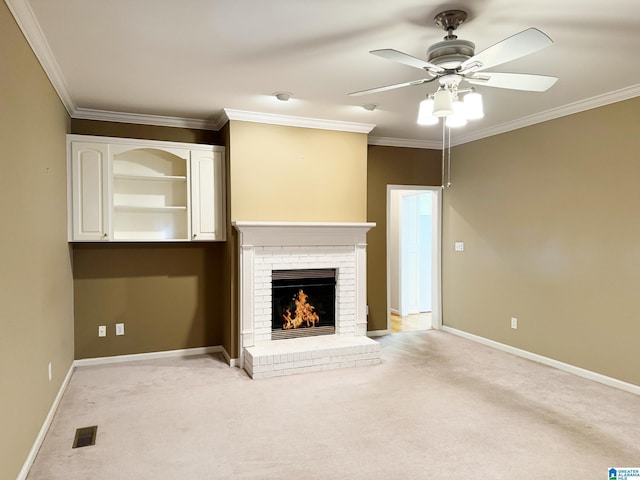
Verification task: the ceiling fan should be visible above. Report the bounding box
[349,9,558,98]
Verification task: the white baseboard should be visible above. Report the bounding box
[74,345,227,367]
[390,308,400,315]
[367,329,390,338]
[17,362,75,480]
[220,346,239,367]
[441,326,640,396]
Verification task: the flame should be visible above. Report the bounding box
[282,289,320,329]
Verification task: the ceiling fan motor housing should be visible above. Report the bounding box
[427,39,475,69]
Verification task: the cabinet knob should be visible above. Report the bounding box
[102,233,108,237]
[193,234,197,238]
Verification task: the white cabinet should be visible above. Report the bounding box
[67,135,225,242]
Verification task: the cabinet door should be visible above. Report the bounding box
[190,149,225,241]
[70,142,110,241]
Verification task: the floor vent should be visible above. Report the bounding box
[72,426,97,448]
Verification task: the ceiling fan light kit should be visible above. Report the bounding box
[422,85,485,125]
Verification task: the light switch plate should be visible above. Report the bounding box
[115,323,125,336]
[454,241,464,252]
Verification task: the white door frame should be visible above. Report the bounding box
[386,185,442,331]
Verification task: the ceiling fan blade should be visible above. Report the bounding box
[461,28,553,72]
[348,78,431,96]
[371,49,444,73]
[467,72,558,91]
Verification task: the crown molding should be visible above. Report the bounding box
[72,108,226,131]
[453,84,640,146]
[368,136,441,150]
[70,83,640,139]
[5,0,76,114]
[73,83,639,141]
[224,109,375,134]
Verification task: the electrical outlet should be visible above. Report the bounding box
[48,362,52,382]
[511,317,518,329]
[98,325,106,337]
[115,323,125,336]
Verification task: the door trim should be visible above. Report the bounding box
[386,185,442,332]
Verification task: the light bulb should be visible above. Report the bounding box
[445,100,467,128]
[417,97,439,125]
[464,91,484,120]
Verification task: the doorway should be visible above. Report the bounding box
[386,185,442,333]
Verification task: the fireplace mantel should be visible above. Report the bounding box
[233,221,378,378]
[233,221,375,247]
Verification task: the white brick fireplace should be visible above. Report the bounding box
[233,222,380,378]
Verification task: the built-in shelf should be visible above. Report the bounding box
[111,148,188,241]
[68,134,226,242]
[114,205,188,212]
[113,174,187,182]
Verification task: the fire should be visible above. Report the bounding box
[282,289,320,329]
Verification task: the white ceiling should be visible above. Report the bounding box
[11,0,640,147]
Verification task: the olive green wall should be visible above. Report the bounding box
[443,96,640,386]
[71,118,222,144]
[73,243,224,359]
[228,121,368,222]
[220,122,238,358]
[366,145,442,331]
[69,122,228,359]
[0,3,73,478]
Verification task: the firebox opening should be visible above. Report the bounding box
[272,268,336,340]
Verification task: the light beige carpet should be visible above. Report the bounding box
[27,331,640,479]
